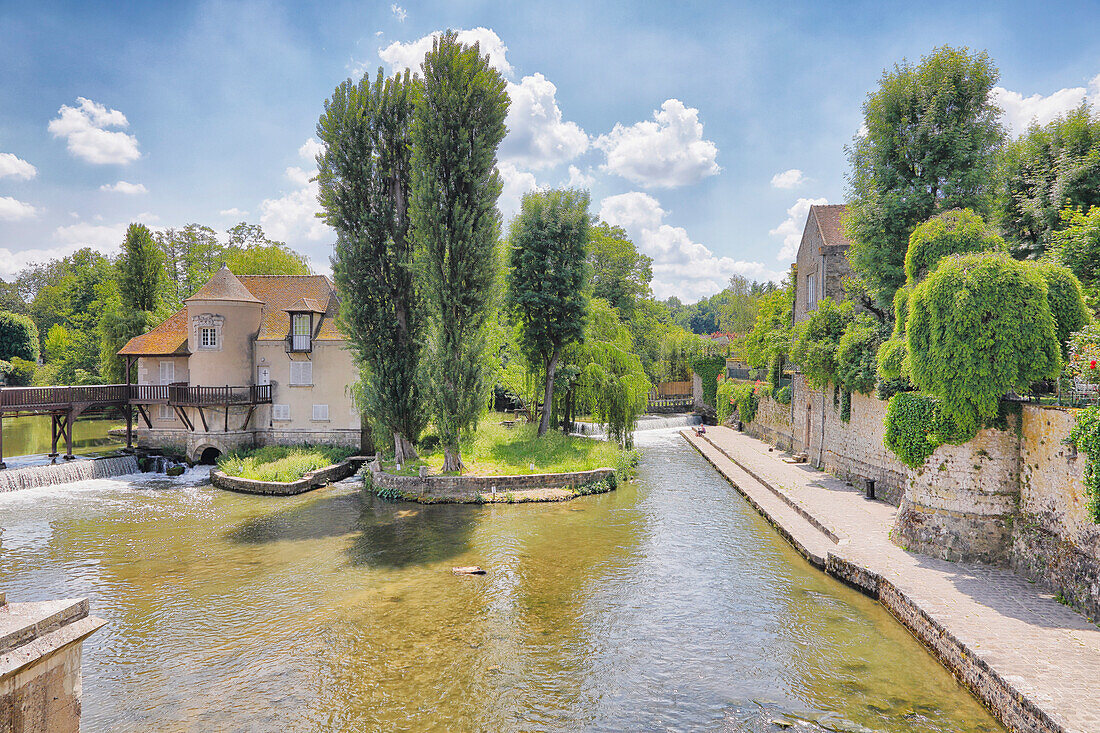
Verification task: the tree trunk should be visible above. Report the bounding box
[442,444,464,474]
[538,348,560,437]
[394,432,418,465]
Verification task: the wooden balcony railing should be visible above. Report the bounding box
[0,383,273,412]
[167,384,272,406]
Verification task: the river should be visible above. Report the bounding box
[0,429,1002,732]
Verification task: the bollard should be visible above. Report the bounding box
[864,478,876,500]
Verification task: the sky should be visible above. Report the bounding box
[1,1,1099,302]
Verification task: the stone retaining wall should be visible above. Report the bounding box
[741,394,795,452]
[211,458,364,496]
[370,467,615,500]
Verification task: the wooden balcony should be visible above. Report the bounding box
[167,384,272,406]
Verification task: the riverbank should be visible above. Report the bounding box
[684,426,1100,733]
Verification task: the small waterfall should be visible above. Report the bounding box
[574,413,701,437]
[0,455,140,494]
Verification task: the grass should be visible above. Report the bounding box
[217,444,357,483]
[380,412,632,477]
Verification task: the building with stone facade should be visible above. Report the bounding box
[118,266,360,462]
[791,203,855,325]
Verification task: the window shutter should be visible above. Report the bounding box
[272,404,290,421]
[312,404,329,420]
[290,361,312,385]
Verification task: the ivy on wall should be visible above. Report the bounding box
[883,392,964,468]
[1070,404,1100,522]
[691,354,726,409]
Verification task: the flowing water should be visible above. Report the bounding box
[0,430,1003,732]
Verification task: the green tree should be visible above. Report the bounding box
[0,311,38,362]
[790,297,855,389]
[97,294,153,382]
[846,46,1004,313]
[1052,206,1100,303]
[118,223,162,312]
[1035,261,1092,357]
[743,272,793,369]
[714,275,759,334]
[996,104,1100,258]
[318,67,425,464]
[156,224,223,310]
[507,188,591,436]
[836,315,882,395]
[410,31,509,473]
[907,252,1061,438]
[224,222,312,275]
[904,209,1005,283]
[588,222,652,319]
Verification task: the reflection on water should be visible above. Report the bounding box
[1,414,122,463]
[0,430,1003,732]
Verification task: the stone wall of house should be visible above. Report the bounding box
[741,394,795,452]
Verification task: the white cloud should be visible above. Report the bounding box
[259,140,330,243]
[770,197,828,261]
[99,180,147,195]
[770,168,806,189]
[500,73,588,170]
[993,73,1100,136]
[594,99,719,188]
[497,161,539,222]
[0,197,37,221]
[600,192,781,302]
[0,153,36,180]
[54,221,127,251]
[563,165,595,189]
[378,27,513,77]
[220,207,248,217]
[298,137,324,164]
[48,97,140,165]
[391,4,407,21]
[0,244,83,279]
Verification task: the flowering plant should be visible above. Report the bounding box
[1066,325,1100,386]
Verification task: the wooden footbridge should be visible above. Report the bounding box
[0,383,271,467]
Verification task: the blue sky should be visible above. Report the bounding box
[1,1,1099,301]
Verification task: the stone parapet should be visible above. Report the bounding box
[211,457,366,496]
[369,467,615,502]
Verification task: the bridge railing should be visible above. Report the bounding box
[0,383,273,410]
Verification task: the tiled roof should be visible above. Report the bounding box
[118,309,190,356]
[185,265,261,303]
[118,272,344,356]
[812,204,851,249]
[237,275,341,341]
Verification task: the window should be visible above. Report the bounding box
[291,314,311,351]
[158,405,174,421]
[289,361,312,386]
[272,404,291,421]
[312,404,329,421]
[200,327,217,349]
[807,274,818,308]
[159,361,175,385]
[257,367,270,386]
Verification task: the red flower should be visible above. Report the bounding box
[1091,360,1098,370]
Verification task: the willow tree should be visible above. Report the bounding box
[317,67,426,464]
[507,188,591,436]
[410,32,509,472]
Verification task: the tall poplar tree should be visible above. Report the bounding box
[507,189,591,436]
[846,46,1004,313]
[317,68,425,464]
[118,223,161,312]
[411,32,509,473]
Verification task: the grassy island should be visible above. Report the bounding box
[217,445,357,483]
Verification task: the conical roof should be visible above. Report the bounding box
[184,265,261,303]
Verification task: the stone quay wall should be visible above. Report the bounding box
[736,376,1100,620]
[370,467,616,500]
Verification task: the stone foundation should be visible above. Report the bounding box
[136,427,362,463]
[369,467,616,501]
[210,457,365,496]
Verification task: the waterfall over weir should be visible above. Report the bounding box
[574,413,701,438]
[0,455,140,494]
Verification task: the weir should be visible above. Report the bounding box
[0,455,139,494]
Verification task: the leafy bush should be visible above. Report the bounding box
[790,298,854,389]
[840,389,851,423]
[716,377,737,423]
[904,208,1004,284]
[907,252,1061,439]
[884,392,964,468]
[893,284,911,333]
[1066,324,1100,386]
[0,311,39,362]
[1035,261,1092,357]
[836,316,881,394]
[6,357,34,386]
[775,384,792,404]
[218,444,357,483]
[734,383,760,424]
[1070,405,1100,522]
[1053,206,1100,290]
[691,354,726,409]
[876,335,909,381]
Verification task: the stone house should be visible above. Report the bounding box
[791,203,855,325]
[118,266,360,462]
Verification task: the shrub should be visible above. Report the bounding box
[893,284,911,334]
[775,384,792,404]
[1035,261,1092,357]
[1053,206,1100,290]
[904,208,1004,284]
[876,335,909,381]
[6,356,35,386]
[907,252,1061,439]
[691,354,726,409]
[716,377,737,423]
[884,392,964,468]
[790,298,854,389]
[840,390,851,423]
[1070,405,1100,522]
[836,316,881,394]
[734,383,760,424]
[0,311,39,362]
[1066,324,1100,386]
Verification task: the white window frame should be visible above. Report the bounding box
[159,360,175,385]
[289,361,313,386]
[291,313,311,351]
[272,404,291,421]
[312,404,329,421]
[199,327,218,350]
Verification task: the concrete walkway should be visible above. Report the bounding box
[684,426,1100,733]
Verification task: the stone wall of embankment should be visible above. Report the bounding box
[736,377,1100,620]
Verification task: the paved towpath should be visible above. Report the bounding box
[684,426,1100,733]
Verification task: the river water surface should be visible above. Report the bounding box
[0,429,1002,732]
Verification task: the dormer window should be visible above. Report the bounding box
[292,314,311,350]
[284,297,325,354]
